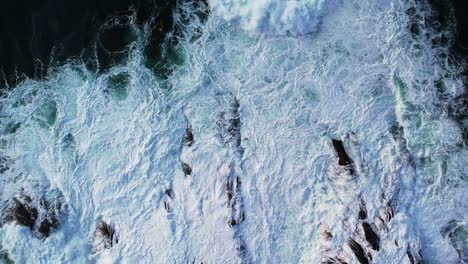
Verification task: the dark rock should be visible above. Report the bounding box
[165,189,174,199]
[362,222,380,251]
[163,201,171,213]
[234,238,246,257]
[323,257,347,264]
[95,220,117,250]
[358,201,367,220]
[331,139,354,174]
[182,162,192,176]
[217,96,242,152]
[12,198,38,230]
[347,239,369,264]
[407,249,424,264]
[0,156,11,174]
[228,218,237,227]
[185,125,194,147]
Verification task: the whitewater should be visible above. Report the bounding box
[0,0,466,263]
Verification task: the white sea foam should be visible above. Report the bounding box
[208,0,330,35]
[0,0,466,263]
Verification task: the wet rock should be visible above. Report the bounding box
[182,162,192,176]
[1,191,66,239]
[225,179,233,207]
[228,218,237,227]
[185,125,194,147]
[385,203,394,222]
[323,257,348,264]
[95,220,118,251]
[217,96,242,152]
[163,201,172,213]
[407,249,424,264]
[358,201,367,220]
[36,199,61,238]
[10,198,38,230]
[234,238,246,257]
[0,156,11,174]
[362,222,380,251]
[347,239,369,264]
[165,189,174,199]
[331,139,354,174]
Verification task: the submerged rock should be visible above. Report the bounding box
[94,220,118,251]
[185,125,194,147]
[106,72,130,101]
[0,247,14,264]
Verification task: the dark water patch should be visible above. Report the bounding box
[2,122,21,135]
[0,0,178,87]
[447,94,468,145]
[441,220,468,263]
[0,156,12,174]
[97,18,138,71]
[347,239,369,264]
[35,100,58,128]
[424,0,468,145]
[106,72,130,101]
[427,0,468,56]
[144,0,209,79]
[0,247,14,264]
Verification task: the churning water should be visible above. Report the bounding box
[0,0,466,263]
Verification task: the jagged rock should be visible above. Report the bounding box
[331,139,354,174]
[165,189,174,199]
[1,192,65,239]
[358,201,367,220]
[407,248,424,264]
[347,239,369,264]
[95,220,118,251]
[0,156,11,174]
[185,126,194,147]
[362,222,380,251]
[217,96,242,152]
[182,163,192,176]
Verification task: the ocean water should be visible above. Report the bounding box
[0,0,466,263]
